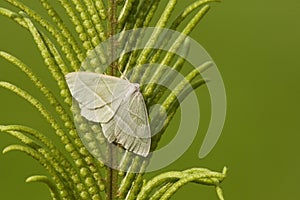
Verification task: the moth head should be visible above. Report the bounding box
[133,83,140,90]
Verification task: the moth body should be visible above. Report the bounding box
[66,72,151,157]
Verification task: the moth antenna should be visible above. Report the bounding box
[120,66,129,81]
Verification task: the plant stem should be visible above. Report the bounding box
[107,1,118,200]
[106,145,118,200]
[108,0,118,76]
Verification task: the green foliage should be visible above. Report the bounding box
[0,0,225,199]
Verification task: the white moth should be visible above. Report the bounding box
[65,72,151,157]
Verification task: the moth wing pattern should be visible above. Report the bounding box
[66,72,151,156]
[66,72,130,123]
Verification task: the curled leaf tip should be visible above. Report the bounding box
[2,145,14,154]
[223,166,228,174]
[25,175,48,183]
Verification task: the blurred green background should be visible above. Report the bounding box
[1,0,300,199]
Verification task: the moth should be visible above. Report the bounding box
[66,72,151,157]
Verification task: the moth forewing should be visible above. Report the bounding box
[66,72,130,123]
[66,72,129,108]
[79,103,114,123]
[66,72,106,108]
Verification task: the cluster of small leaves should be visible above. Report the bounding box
[0,0,225,200]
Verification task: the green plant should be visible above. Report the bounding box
[0,0,226,199]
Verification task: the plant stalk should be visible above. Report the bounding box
[107,1,119,200]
